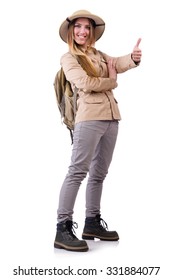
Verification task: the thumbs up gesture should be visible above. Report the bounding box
[131,38,142,63]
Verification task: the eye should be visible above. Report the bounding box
[74,24,91,30]
[74,24,81,28]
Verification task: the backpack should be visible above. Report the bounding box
[53,67,78,144]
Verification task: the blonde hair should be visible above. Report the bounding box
[67,19,99,77]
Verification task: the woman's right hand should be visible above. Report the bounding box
[107,59,117,80]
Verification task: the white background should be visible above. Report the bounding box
[0,0,171,279]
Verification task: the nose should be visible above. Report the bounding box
[79,26,86,33]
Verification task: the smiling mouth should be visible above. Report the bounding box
[78,36,86,39]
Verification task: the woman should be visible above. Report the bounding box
[54,10,142,252]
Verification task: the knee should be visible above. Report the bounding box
[89,170,108,183]
[68,164,88,181]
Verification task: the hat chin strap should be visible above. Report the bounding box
[66,18,71,23]
[95,23,105,26]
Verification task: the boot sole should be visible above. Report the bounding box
[82,233,119,241]
[54,241,89,252]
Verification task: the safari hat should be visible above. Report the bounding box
[59,10,105,43]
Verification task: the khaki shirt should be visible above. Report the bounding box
[60,49,138,123]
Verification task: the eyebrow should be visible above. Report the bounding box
[74,20,90,25]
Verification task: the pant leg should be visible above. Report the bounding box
[86,120,119,217]
[57,121,106,223]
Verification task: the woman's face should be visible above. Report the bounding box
[73,18,91,49]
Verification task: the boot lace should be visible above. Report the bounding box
[97,216,109,231]
[66,221,78,240]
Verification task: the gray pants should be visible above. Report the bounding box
[57,120,119,222]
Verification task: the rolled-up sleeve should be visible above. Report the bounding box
[99,52,138,73]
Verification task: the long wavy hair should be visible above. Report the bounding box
[67,18,99,77]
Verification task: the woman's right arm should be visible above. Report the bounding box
[61,53,117,93]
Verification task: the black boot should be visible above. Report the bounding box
[54,220,88,252]
[82,214,119,241]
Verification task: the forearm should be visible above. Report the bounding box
[115,54,138,73]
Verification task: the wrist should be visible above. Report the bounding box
[131,54,140,65]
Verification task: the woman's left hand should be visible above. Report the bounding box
[107,59,117,80]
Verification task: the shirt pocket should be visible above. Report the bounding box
[84,96,103,104]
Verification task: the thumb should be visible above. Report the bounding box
[135,38,142,48]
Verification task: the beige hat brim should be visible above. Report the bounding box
[59,10,105,43]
